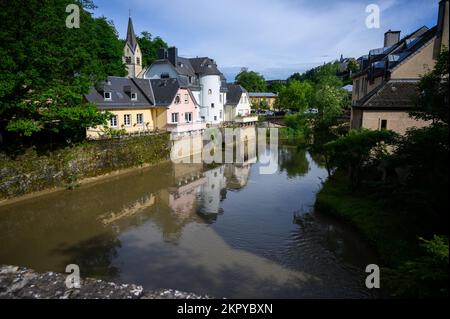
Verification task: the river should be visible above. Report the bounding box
[0,141,378,298]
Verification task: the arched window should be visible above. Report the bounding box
[175,95,181,104]
[208,89,212,95]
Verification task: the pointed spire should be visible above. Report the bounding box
[126,15,138,53]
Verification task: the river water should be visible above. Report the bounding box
[0,142,378,298]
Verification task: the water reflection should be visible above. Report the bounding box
[0,136,378,298]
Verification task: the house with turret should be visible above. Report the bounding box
[143,47,228,125]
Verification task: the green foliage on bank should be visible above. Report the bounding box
[0,134,170,200]
[315,172,449,298]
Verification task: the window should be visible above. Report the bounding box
[125,56,131,64]
[219,94,222,103]
[211,103,215,108]
[131,92,137,101]
[110,115,118,127]
[104,92,111,100]
[136,113,143,125]
[380,119,387,130]
[124,114,131,126]
[355,80,360,95]
[185,112,192,123]
[175,95,181,104]
[219,110,222,119]
[171,113,179,123]
[136,57,140,65]
[214,116,217,121]
[184,94,189,103]
[208,89,212,95]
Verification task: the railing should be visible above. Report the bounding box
[166,121,207,133]
[234,115,258,123]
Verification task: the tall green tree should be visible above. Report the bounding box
[277,80,313,112]
[137,31,168,68]
[0,0,125,144]
[235,70,267,92]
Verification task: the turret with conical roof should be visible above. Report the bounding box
[123,15,142,78]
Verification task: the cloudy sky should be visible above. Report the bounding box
[92,0,439,81]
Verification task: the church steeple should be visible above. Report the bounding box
[123,15,142,78]
[126,16,138,53]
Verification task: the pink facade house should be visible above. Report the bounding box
[150,78,206,136]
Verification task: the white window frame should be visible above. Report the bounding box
[104,92,112,100]
[124,114,131,126]
[136,113,143,125]
[184,94,189,104]
[171,112,179,123]
[131,92,137,101]
[110,115,118,127]
[185,112,192,123]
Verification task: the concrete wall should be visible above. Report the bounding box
[359,110,431,135]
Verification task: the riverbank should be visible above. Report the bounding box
[0,265,210,299]
[0,134,170,202]
[314,171,450,297]
[314,171,419,267]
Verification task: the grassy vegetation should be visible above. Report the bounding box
[315,171,448,297]
[315,171,420,266]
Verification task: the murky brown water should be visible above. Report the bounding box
[0,143,378,298]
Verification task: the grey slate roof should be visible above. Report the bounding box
[226,84,247,106]
[85,76,188,109]
[353,80,419,110]
[85,76,153,109]
[149,78,180,107]
[125,17,138,53]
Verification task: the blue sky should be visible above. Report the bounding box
[91,0,439,81]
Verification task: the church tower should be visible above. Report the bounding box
[123,16,142,78]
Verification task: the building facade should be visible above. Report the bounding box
[224,84,255,123]
[143,47,228,125]
[249,92,278,110]
[350,0,449,134]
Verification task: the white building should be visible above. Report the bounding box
[143,47,228,125]
[224,84,253,122]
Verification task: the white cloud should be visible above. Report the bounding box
[99,0,439,80]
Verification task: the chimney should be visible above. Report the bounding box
[168,47,178,66]
[384,30,401,47]
[157,48,167,60]
[434,0,449,58]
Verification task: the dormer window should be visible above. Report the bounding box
[104,92,112,100]
[131,92,137,101]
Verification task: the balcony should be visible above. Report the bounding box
[234,115,258,123]
[166,121,207,134]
